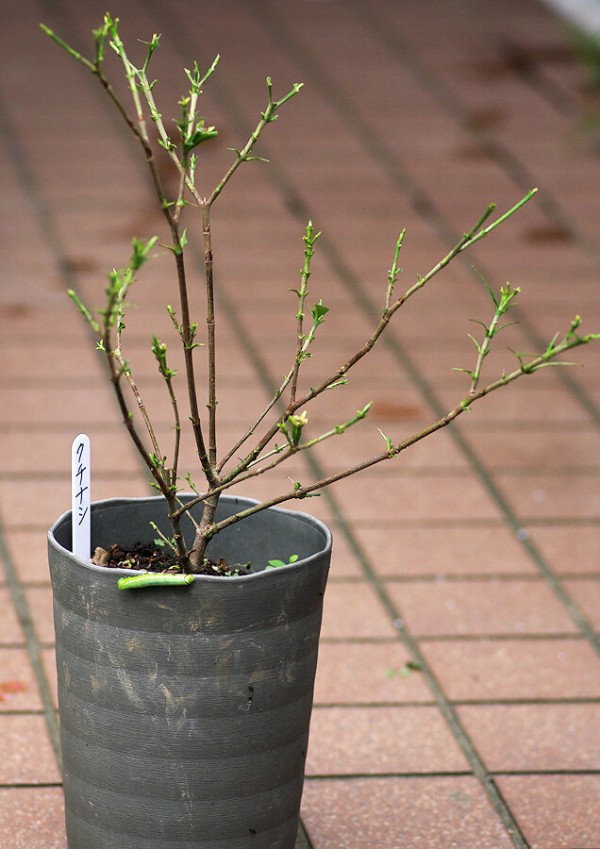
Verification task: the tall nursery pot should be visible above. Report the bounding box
[47,494,332,849]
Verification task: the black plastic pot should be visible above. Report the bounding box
[48,495,332,849]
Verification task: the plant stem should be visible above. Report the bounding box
[187,491,220,568]
[207,79,303,209]
[460,188,537,250]
[201,204,218,466]
[172,241,219,486]
[223,194,535,482]
[165,375,181,489]
[44,19,599,571]
[290,223,320,403]
[199,326,598,542]
[216,224,319,472]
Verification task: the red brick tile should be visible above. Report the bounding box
[301,777,514,848]
[0,590,25,645]
[3,529,53,584]
[422,638,600,701]
[306,706,469,775]
[0,477,152,530]
[1,384,123,427]
[0,788,66,849]
[23,587,55,647]
[458,704,600,771]
[385,580,579,636]
[466,426,600,470]
[326,532,363,578]
[320,582,396,640]
[0,427,141,476]
[0,650,44,712]
[331,471,503,523]
[495,473,600,520]
[0,715,60,784]
[3,339,100,379]
[314,642,432,704]
[354,525,535,577]
[526,525,600,575]
[497,775,600,849]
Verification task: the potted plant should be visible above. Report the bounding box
[43,14,599,849]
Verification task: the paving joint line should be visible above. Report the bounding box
[315,697,600,706]
[306,771,474,780]
[417,632,590,642]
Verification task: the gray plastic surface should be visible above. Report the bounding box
[48,495,331,849]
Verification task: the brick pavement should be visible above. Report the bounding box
[1,0,599,847]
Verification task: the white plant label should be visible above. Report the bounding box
[72,434,91,560]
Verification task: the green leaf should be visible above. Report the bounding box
[68,289,100,333]
[183,122,218,155]
[311,301,329,324]
[131,235,158,270]
[157,136,175,152]
[326,378,348,390]
[266,553,300,570]
[467,333,486,355]
[453,367,476,379]
[378,427,394,455]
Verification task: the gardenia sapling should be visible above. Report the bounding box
[42,15,600,574]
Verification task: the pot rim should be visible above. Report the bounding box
[48,493,333,582]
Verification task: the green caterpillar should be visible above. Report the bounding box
[117,573,196,590]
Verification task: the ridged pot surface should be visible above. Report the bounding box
[48,495,332,849]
